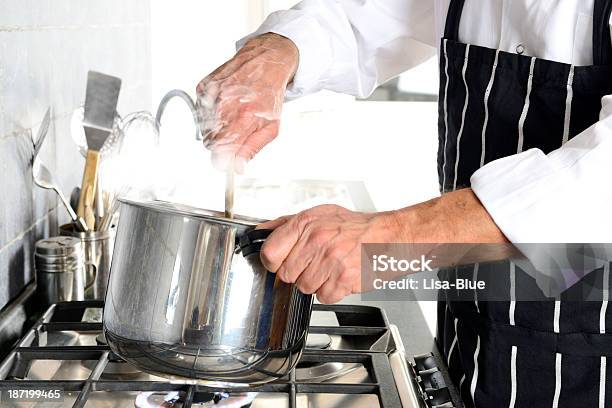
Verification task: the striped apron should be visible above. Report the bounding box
[437,1,612,406]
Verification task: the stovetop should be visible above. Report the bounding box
[0,301,460,407]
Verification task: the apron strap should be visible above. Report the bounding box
[593,0,612,65]
[443,0,465,41]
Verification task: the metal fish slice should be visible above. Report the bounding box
[83,71,122,151]
[77,71,121,230]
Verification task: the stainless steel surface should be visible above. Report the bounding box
[35,268,79,303]
[83,71,122,151]
[34,237,86,304]
[103,199,313,385]
[32,107,51,160]
[33,159,88,232]
[60,224,115,300]
[389,325,425,408]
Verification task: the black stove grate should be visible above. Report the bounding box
[0,301,404,408]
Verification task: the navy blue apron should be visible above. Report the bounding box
[436,1,612,406]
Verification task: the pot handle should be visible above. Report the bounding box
[84,263,97,291]
[238,229,273,257]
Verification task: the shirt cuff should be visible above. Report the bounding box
[471,97,612,245]
[470,111,612,295]
[470,148,556,242]
[236,10,333,99]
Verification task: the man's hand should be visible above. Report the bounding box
[258,205,401,304]
[196,33,298,173]
[257,189,509,304]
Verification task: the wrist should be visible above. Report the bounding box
[243,33,299,82]
[371,210,414,243]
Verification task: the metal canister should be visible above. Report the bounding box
[35,236,86,304]
[59,224,115,300]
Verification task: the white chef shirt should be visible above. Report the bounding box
[239,0,612,244]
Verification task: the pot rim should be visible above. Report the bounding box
[118,198,268,227]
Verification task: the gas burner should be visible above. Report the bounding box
[305,333,332,350]
[294,333,359,382]
[134,391,181,408]
[133,391,257,408]
[194,393,256,408]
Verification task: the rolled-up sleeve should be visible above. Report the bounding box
[237,0,437,99]
[471,95,612,243]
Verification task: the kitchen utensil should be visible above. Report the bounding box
[60,223,115,300]
[98,185,128,232]
[33,158,88,232]
[155,89,202,141]
[103,199,313,385]
[97,200,117,232]
[71,107,124,159]
[225,164,234,219]
[70,187,80,213]
[34,236,86,304]
[94,180,105,226]
[77,71,121,230]
[32,107,51,160]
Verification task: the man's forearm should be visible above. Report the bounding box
[392,188,507,243]
[387,189,520,268]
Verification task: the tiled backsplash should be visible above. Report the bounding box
[0,1,152,310]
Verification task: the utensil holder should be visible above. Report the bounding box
[60,223,115,300]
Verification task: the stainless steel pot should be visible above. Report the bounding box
[103,199,313,385]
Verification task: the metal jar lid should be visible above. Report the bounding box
[35,237,85,273]
[35,236,83,256]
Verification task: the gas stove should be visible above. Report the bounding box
[0,300,460,407]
